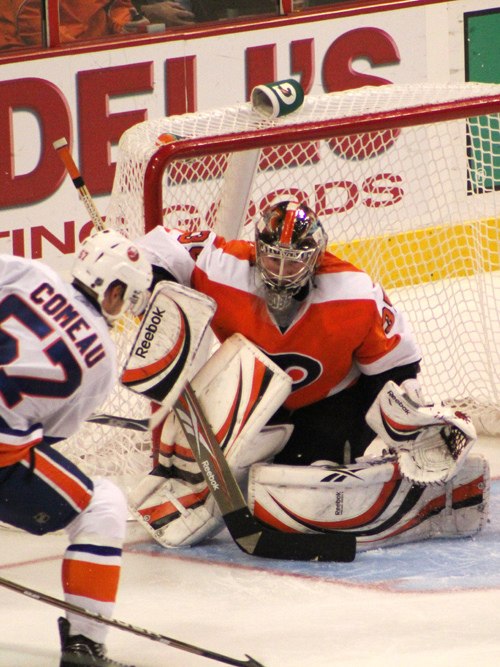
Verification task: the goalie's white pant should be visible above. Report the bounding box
[247,453,489,551]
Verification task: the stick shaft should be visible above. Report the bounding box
[0,576,262,666]
[53,137,105,231]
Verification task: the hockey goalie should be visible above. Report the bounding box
[126,198,489,552]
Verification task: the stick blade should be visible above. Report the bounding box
[224,508,356,562]
[86,413,149,432]
[252,528,356,563]
[244,656,267,667]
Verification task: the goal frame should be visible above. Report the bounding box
[142,94,500,233]
[63,83,499,485]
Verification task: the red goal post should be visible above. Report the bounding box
[60,82,500,483]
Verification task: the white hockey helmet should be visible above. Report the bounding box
[255,199,327,310]
[71,229,152,323]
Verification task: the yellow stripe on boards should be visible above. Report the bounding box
[328,218,500,289]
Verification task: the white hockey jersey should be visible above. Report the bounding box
[0,255,117,466]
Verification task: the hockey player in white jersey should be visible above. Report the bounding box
[0,230,152,667]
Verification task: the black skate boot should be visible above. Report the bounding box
[58,617,134,667]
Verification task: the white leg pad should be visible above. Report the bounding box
[129,423,293,548]
[129,334,293,548]
[129,474,223,548]
[248,453,489,551]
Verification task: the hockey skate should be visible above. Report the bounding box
[58,617,133,667]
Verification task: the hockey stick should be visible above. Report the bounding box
[0,575,265,667]
[85,412,150,432]
[86,406,170,432]
[174,383,356,561]
[53,138,105,231]
[55,138,356,563]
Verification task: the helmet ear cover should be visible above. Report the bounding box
[71,229,152,323]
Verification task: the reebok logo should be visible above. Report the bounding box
[134,306,166,358]
[388,390,410,414]
[335,492,344,516]
[202,460,220,491]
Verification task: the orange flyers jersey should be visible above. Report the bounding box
[138,227,422,410]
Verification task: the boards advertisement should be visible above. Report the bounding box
[0,0,498,275]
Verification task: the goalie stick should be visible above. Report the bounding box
[0,575,264,667]
[55,138,356,563]
[174,382,355,561]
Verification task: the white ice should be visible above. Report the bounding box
[1,436,499,667]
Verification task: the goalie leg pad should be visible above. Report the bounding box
[156,410,205,484]
[128,409,224,547]
[128,474,223,548]
[248,453,489,551]
[129,333,292,548]
[189,333,292,465]
[129,423,292,548]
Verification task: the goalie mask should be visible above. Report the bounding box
[255,200,327,311]
[72,229,152,323]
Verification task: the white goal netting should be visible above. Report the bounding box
[59,82,500,483]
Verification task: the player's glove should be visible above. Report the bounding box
[366,379,476,484]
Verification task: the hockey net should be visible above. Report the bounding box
[59,82,500,483]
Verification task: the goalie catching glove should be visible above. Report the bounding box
[366,379,477,484]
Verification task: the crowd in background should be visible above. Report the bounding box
[0,0,323,50]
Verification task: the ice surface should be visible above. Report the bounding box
[1,437,499,667]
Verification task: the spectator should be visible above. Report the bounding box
[1,0,148,49]
[132,1,195,27]
[134,0,277,24]
[0,0,30,49]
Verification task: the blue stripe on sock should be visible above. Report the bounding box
[67,544,122,557]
